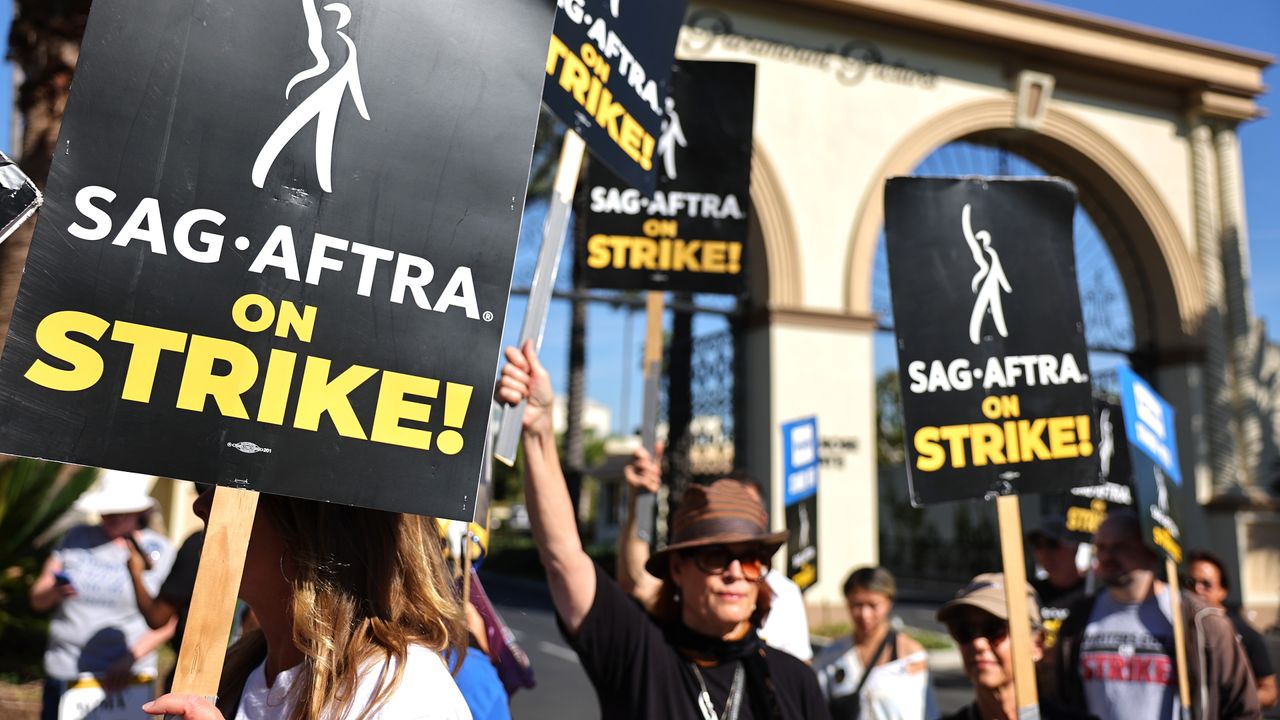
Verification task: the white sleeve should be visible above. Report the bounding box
[366,647,473,720]
[760,571,814,662]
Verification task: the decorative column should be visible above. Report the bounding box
[1188,119,1240,492]
[1213,124,1263,488]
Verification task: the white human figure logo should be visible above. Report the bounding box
[657,96,687,181]
[1155,467,1169,512]
[961,203,1012,345]
[252,0,370,193]
[609,0,621,18]
[1098,407,1114,480]
[799,503,811,548]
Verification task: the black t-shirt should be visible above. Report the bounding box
[1229,611,1275,680]
[562,563,830,720]
[1032,577,1086,651]
[159,531,204,653]
[1032,576,1086,608]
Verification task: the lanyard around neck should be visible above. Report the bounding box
[690,661,745,720]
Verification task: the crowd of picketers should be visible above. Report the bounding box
[28,341,1276,719]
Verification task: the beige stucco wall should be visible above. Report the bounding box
[763,321,877,604]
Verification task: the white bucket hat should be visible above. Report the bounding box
[75,470,160,516]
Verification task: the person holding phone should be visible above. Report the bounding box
[30,470,177,720]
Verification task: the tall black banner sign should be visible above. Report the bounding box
[581,61,754,295]
[1063,398,1134,541]
[884,177,1098,505]
[544,0,688,194]
[0,0,554,521]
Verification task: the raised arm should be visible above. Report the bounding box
[616,447,662,611]
[495,341,596,635]
[126,535,179,629]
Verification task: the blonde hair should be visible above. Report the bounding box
[216,495,466,720]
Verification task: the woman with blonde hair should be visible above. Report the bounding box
[143,489,472,720]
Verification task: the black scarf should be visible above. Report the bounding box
[664,622,783,720]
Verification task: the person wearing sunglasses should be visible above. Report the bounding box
[495,341,829,719]
[1184,550,1276,709]
[937,573,1094,720]
[618,445,815,664]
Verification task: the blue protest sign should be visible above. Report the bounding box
[781,416,818,590]
[1116,367,1184,563]
[782,416,819,505]
[1117,367,1181,485]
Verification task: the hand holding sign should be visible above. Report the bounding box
[143,693,224,719]
[495,341,555,436]
[624,445,662,494]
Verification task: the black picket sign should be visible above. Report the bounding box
[884,177,1099,505]
[0,0,554,521]
[1062,398,1134,541]
[543,0,688,194]
[580,61,754,295]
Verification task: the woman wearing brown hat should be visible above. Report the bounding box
[496,341,829,719]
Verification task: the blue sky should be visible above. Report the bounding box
[0,1,1276,435]
[1048,0,1280,338]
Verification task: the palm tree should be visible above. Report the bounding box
[0,0,92,353]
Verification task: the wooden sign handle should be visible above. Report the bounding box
[1166,558,1192,717]
[634,291,664,543]
[169,486,259,702]
[996,494,1041,720]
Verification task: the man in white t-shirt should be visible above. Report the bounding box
[1055,512,1259,720]
[617,447,814,662]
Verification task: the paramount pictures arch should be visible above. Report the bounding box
[676,0,1280,621]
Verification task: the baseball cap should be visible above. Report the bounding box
[936,572,1042,628]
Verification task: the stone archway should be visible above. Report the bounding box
[844,97,1204,358]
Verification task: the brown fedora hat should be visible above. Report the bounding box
[645,479,788,578]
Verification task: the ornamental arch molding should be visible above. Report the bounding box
[748,139,802,308]
[845,97,1205,355]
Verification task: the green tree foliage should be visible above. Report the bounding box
[876,370,905,468]
[0,460,96,680]
[526,108,566,199]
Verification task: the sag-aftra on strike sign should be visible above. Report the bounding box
[543,0,688,194]
[581,61,754,295]
[0,0,554,520]
[884,177,1099,505]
